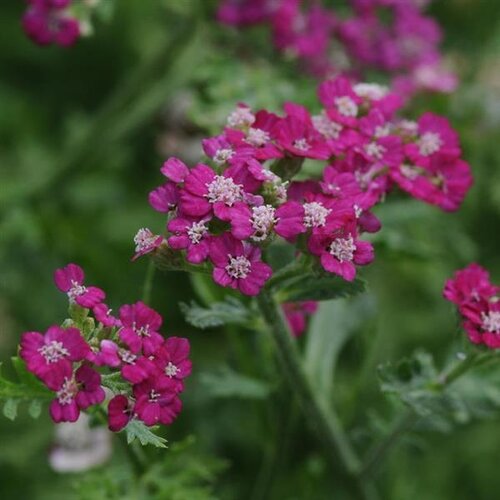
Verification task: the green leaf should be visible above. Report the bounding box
[278,273,366,302]
[305,296,375,397]
[199,367,272,400]
[3,399,19,421]
[28,400,42,419]
[125,420,168,448]
[180,298,250,329]
[101,372,130,394]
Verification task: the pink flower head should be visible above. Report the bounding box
[20,325,89,389]
[54,263,105,308]
[443,264,498,307]
[92,303,120,328]
[463,301,500,349]
[74,364,105,410]
[22,1,80,47]
[180,163,248,220]
[49,367,80,423]
[273,103,330,160]
[132,228,163,261]
[318,77,362,126]
[308,217,374,281]
[149,183,179,213]
[390,156,473,212]
[209,233,272,295]
[108,395,133,432]
[405,113,461,168]
[151,337,192,391]
[229,201,305,242]
[133,377,182,426]
[202,134,254,167]
[87,339,120,367]
[167,216,211,264]
[119,301,164,355]
[283,301,318,336]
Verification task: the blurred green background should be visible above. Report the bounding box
[1,0,499,498]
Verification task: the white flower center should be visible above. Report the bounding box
[57,378,77,405]
[482,311,500,334]
[149,390,161,403]
[329,236,356,262]
[39,341,70,363]
[418,132,442,156]
[132,321,150,338]
[119,349,137,365]
[293,138,310,151]
[304,202,331,228]
[245,127,270,147]
[206,175,242,206]
[399,120,418,136]
[353,83,388,100]
[225,255,251,279]
[335,96,358,117]
[354,204,363,218]
[365,142,386,160]
[227,107,255,129]
[213,148,235,166]
[251,205,277,241]
[134,228,158,252]
[401,164,419,180]
[165,362,179,377]
[312,112,342,139]
[374,124,391,138]
[68,280,87,301]
[187,221,208,244]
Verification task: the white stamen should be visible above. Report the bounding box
[329,236,356,262]
[400,164,419,180]
[213,148,234,166]
[246,127,270,147]
[303,202,331,228]
[187,221,208,245]
[482,311,500,334]
[148,390,161,403]
[134,228,159,253]
[312,112,342,139]
[335,96,358,117]
[227,106,255,129]
[132,321,150,338]
[119,349,136,365]
[365,142,386,160]
[39,341,70,363]
[353,83,388,100]
[251,205,277,241]
[293,138,310,151]
[225,255,251,279]
[418,132,442,156]
[206,175,242,206]
[165,362,179,377]
[68,280,87,301]
[57,378,77,405]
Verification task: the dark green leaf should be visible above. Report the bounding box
[125,420,168,448]
[180,298,250,329]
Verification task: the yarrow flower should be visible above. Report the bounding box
[19,263,192,431]
[444,264,500,349]
[217,0,457,98]
[22,0,81,47]
[139,75,471,295]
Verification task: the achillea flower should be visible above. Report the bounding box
[54,263,105,308]
[283,301,318,336]
[20,325,89,389]
[209,233,272,295]
[167,217,211,264]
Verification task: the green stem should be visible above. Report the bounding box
[360,351,494,479]
[142,259,156,305]
[256,290,373,498]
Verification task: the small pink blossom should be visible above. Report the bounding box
[54,263,105,308]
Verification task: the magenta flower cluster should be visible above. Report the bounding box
[444,264,500,349]
[217,0,456,97]
[19,264,192,431]
[22,0,81,47]
[139,76,472,297]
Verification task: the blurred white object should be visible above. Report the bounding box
[49,413,112,473]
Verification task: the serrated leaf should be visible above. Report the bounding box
[3,399,19,421]
[199,367,272,400]
[278,274,366,302]
[180,298,250,329]
[125,420,168,448]
[28,400,42,419]
[101,372,130,394]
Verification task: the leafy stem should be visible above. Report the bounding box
[255,289,376,499]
